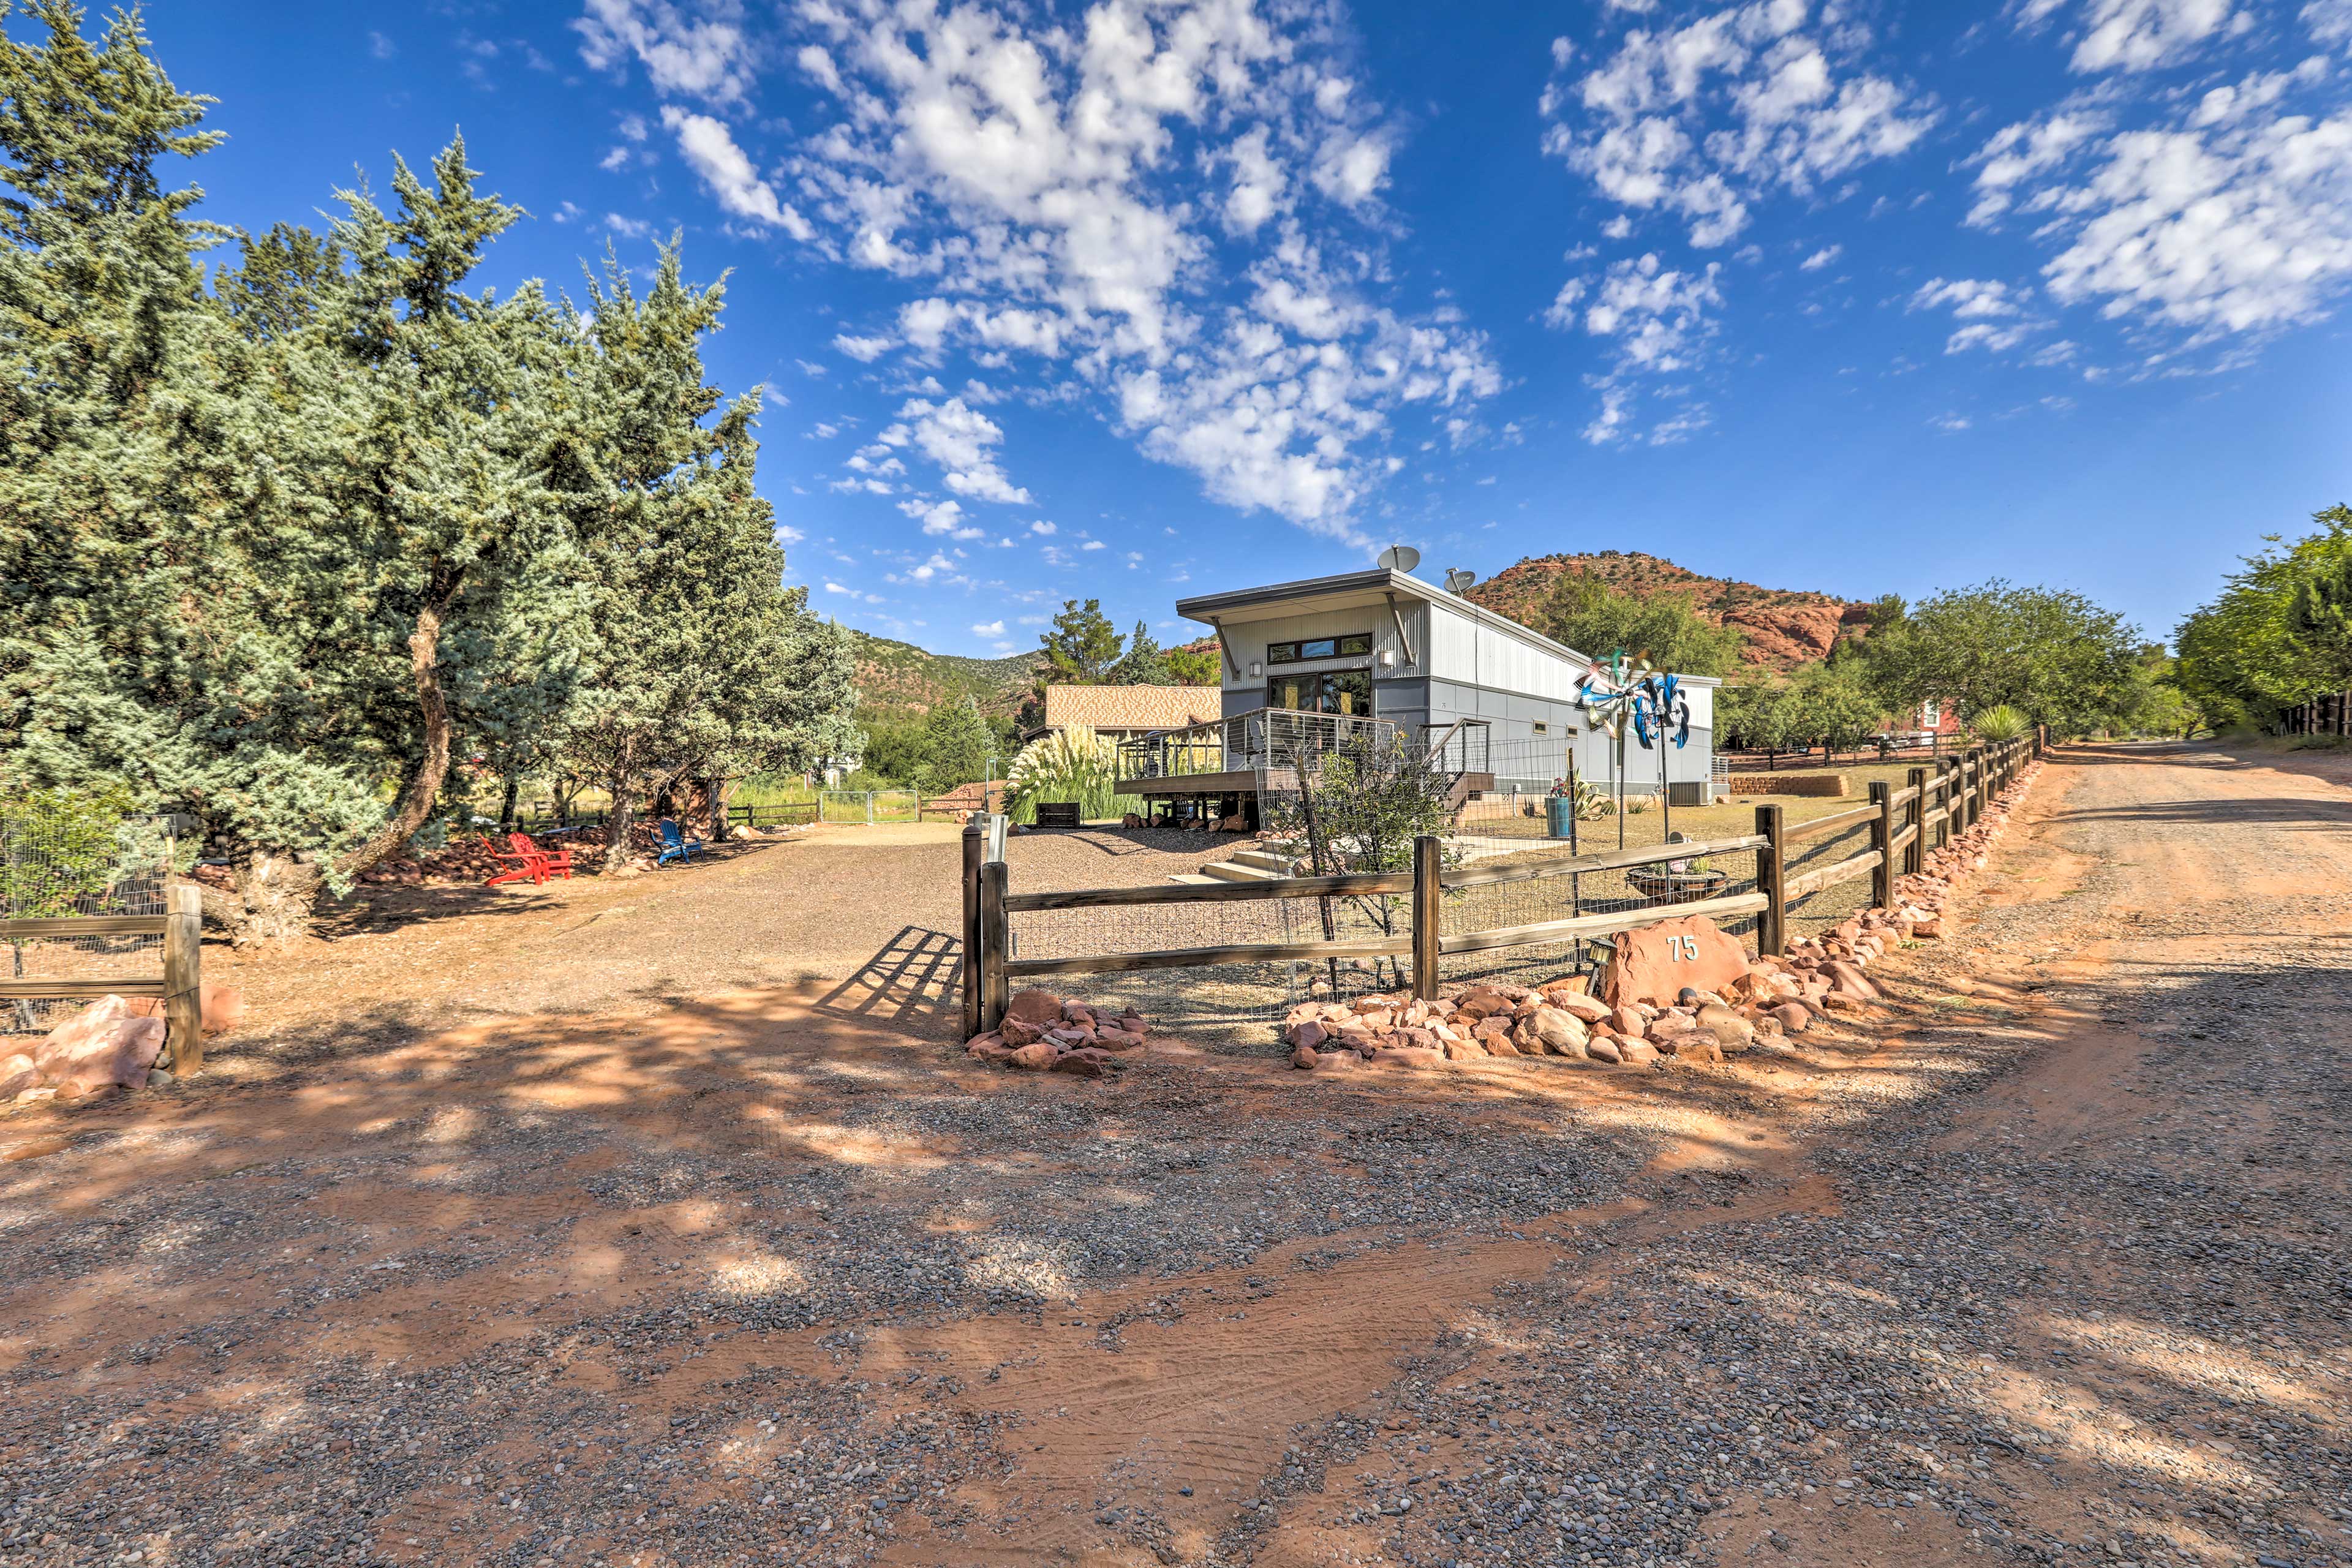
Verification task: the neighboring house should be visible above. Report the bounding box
[1158,566,1719,797]
[1908,698,1962,739]
[1020,682,1223,744]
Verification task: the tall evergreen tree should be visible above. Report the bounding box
[552,246,854,865]
[918,697,992,795]
[1038,598,1121,683]
[1106,620,1170,685]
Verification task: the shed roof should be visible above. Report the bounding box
[1174,568,1723,686]
[1038,684,1222,733]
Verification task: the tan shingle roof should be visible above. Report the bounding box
[1040,684,1221,733]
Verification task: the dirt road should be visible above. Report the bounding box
[0,745,2345,1568]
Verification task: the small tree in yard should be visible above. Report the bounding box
[1265,731,1456,990]
[918,698,992,796]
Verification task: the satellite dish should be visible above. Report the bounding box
[1444,568,1477,594]
[1376,545,1422,575]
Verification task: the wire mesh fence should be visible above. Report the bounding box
[818,790,922,824]
[1779,808,1882,942]
[1,794,175,1034]
[1005,885,1412,1042]
[1436,842,1763,993]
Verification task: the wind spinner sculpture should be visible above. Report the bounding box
[1577,652,1694,846]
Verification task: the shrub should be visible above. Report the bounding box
[1003,725,1140,824]
[1971,704,2032,743]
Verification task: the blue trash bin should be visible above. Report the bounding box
[1545,794,1577,840]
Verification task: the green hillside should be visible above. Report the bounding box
[847,629,1039,722]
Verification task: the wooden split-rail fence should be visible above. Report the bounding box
[956,734,2039,1036]
[1,882,205,1074]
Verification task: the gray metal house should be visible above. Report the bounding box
[1137,567,1717,810]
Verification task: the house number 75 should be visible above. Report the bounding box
[1667,935,1700,961]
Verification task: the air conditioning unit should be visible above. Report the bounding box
[1667,780,1708,809]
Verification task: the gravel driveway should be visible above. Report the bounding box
[0,744,2345,1568]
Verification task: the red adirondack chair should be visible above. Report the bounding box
[480,835,546,888]
[511,831,573,881]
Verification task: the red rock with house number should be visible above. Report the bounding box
[1600,915,1750,1010]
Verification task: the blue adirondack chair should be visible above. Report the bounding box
[656,818,699,867]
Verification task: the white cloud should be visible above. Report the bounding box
[1029,519,1057,535]
[1081,539,1107,551]
[605,212,653,240]
[832,333,895,362]
[1800,244,1841,270]
[889,397,1032,505]
[779,0,1496,541]
[823,579,884,603]
[552,200,586,224]
[796,359,828,377]
[2310,0,2352,46]
[2022,0,2239,74]
[1543,1,1936,248]
[1929,412,1973,432]
[1910,277,2048,353]
[774,524,805,545]
[1549,254,1723,444]
[368,31,396,60]
[599,147,632,173]
[1963,61,2352,340]
[897,497,965,537]
[973,620,1006,636]
[661,107,815,241]
[573,0,755,105]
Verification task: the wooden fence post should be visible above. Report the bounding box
[1411,833,1442,1001]
[1904,767,1927,876]
[1868,782,1893,912]
[1754,804,1786,959]
[979,859,1009,1033]
[960,815,986,1040]
[163,881,202,1076]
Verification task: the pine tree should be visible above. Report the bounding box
[1106,619,1170,685]
[552,246,854,865]
[919,698,992,796]
[1039,598,1121,683]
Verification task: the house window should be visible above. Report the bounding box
[1921,699,1940,728]
[1265,632,1373,665]
[1268,669,1373,716]
[1531,720,1550,737]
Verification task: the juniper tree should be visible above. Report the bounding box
[552,247,854,864]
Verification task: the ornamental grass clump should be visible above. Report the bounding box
[1004,725,1140,824]
[1971,704,2031,744]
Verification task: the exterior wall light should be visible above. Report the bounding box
[1248,660,1263,677]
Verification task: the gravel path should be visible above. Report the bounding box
[0,744,2345,1567]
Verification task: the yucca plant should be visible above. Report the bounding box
[1970,704,2032,744]
[1003,725,1141,824]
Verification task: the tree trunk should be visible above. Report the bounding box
[228,851,323,948]
[499,771,521,832]
[603,769,636,872]
[216,600,456,946]
[708,777,732,843]
[336,600,455,882]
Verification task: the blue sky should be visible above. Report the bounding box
[127,0,2352,656]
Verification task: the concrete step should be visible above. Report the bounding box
[1200,860,1281,881]
[1167,872,1224,886]
[1230,848,1294,873]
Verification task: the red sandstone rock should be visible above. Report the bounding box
[1006,1042,1058,1071]
[1601,915,1750,1009]
[1006,989,1064,1027]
